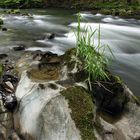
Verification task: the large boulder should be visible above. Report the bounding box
[10,48,140,140]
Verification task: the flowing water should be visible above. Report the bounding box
[0,8,140,95]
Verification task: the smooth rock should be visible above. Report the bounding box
[4,81,14,91]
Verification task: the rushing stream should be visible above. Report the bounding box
[0,8,140,95]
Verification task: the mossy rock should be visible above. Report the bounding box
[61,48,80,71]
[61,86,96,140]
[119,9,127,16]
[111,9,120,16]
[126,10,133,15]
[13,9,20,14]
[0,18,3,25]
[6,9,20,14]
[100,9,112,15]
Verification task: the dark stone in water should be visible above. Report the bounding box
[1,27,7,31]
[0,54,8,59]
[45,33,55,40]
[13,44,26,51]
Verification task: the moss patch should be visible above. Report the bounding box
[0,64,3,77]
[0,18,3,25]
[61,86,96,140]
[132,95,140,106]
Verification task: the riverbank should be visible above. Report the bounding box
[0,0,140,19]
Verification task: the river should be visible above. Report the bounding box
[0,8,140,95]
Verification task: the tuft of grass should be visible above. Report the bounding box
[75,14,114,88]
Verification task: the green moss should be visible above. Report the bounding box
[0,18,3,25]
[0,64,3,77]
[61,86,96,140]
[115,76,123,84]
[132,95,140,106]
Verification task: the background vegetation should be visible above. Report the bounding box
[0,0,139,9]
[0,0,43,8]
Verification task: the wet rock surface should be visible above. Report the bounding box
[0,73,18,112]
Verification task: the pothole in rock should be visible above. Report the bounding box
[27,66,60,81]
